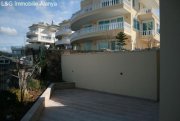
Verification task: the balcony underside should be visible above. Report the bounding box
[55,40,70,46]
[26,34,38,38]
[71,5,131,31]
[71,29,131,44]
[138,13,159,21]
[27,40,54,44]
[140,34,160,43]
[55,30,72,38]
[139,0,159,8]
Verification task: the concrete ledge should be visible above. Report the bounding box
[20,82,75,121]
[21,83,55,121]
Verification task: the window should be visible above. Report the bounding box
[133,19,140,30]
[132,0,135,7]
[84,42,92,51]
[0,60,4,64]
[5,60,10,64]
[98,40,109,50]
[117,17,123,22]
[41,36,51,40]
[157,23,160,34]
[143,21,154,31]
[99,20,110,30]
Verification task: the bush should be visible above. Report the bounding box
[27,79,41,90]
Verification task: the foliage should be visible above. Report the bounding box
[27,79,41,90]
[0,90,20,120]
[116,32,128,50]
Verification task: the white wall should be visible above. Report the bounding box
[62,50,159,101]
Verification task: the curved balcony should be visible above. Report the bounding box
[140,30,160,42]
[55,29,72,38]
[55,37,71,46]
[26,31,38,38]
[139,0,159,9]
[71,0,131,30]
[27,37,38,43]
[71,22,131,43]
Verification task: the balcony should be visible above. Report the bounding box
[71,22,131,43]
[55,29,72,38]
[139,0,159,9]
[71,0,131,30]
[55,37,71,46]
[26,31,38,38]
[27,37,38,43]
[140,30,160,42]
[138,8,159,20]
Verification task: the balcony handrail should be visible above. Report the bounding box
[139,8,159,17]
[140,30,156,36]
[71,0,131,20]
[71,22,131,42]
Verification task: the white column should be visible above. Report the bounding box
[131,39,136,51]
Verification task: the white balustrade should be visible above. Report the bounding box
[71,22,131,42]
[140,8,159,17]
[71,0,131,20]
[140,30,155,36]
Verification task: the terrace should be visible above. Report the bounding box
[21,82,159,121]
[39,88,158,121]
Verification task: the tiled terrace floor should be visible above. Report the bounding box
[39,89,159,121]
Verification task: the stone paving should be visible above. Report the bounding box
[39,89,159,121]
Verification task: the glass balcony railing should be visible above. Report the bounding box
[71,0,131,20]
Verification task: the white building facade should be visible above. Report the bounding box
[26,22,59,49]
[55,20,73,49]
[70,0,160,51]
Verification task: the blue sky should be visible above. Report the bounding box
[0,0,81,52]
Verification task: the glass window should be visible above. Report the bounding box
[117,17,123,22]
[133,19,140,30]
[0,60,4,64]
[133,0,135,7]
[84,42,92,51]
[111,41,116,50]
[143,23,147,30]
[98,40,109,50]
[143,21,154,31]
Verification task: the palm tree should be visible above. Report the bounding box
[116,32,128,50]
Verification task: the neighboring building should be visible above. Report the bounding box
[70,0,160,51]
[55,20,73,49]
[0,56,17,90]
[11,46,25,58]
[26,22,59,49]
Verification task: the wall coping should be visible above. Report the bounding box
[21,83,55,121]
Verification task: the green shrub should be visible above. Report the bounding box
[27,79,41,90]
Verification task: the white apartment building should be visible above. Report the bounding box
[55,20,73,49]
[70,0,160,51]
[26,22,59,49]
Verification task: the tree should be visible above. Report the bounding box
[116,32,128,50]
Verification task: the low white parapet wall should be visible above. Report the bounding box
[21,83,54,121]
[62,50,160,101]
[20,82,75,121]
